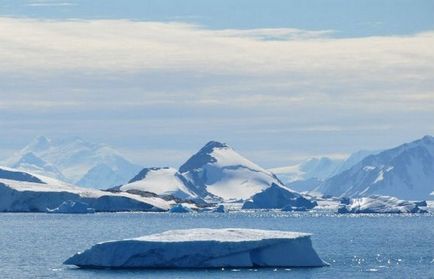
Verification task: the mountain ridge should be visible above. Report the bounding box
[316,135,434,200]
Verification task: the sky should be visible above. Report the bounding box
[0,0,434,168]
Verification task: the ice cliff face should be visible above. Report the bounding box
[179,141,285,201]
[317,135,434,200]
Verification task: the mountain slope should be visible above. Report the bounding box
[270,157,343,184]
[317,136,434,200]
[115,167,199,200]
[9,152,66,182]
[179,141,285,200]
[270,149,379,185]
[5,136,141,189]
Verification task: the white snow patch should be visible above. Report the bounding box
[363,166,376,171]
[120,167,197,199]
[373,170,384,184]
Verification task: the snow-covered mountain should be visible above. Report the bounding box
[178,141,285,201]
[334,150,378,175]
[270,157,343,184]
[114,167,199,200]
[0,166,170,212]
[4,136,141,189]
[270,150,379,192]
[317,135,434,200]
[9,152,66,182]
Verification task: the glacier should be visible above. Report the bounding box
[0,166,171,212]
[337,195,428,214]
[64,228,327,268]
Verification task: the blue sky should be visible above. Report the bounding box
[3,0,434,37]
[0,0,433,167]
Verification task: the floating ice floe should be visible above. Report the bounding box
[64,228,328,269]
[337,195,428,214]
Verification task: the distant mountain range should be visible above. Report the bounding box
[270,150,377,185]
[3,136,141,189]
[316,135,434,200]
[3,135,433,201]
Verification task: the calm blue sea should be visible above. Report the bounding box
[0,212,433,279]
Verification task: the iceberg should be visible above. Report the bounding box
[337,195,428,214]
[64,228,327,268]
[212,204,226,213]
[169,204,193,213]
[115,167,199,200]
[242,184,317,210]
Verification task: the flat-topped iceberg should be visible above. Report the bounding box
[337,195,428,214]
[64,228,327,268]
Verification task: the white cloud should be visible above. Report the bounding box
[1,17,433,111]
[0,17,433,77]
[0,17,433,166]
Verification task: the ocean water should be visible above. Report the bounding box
[0,211,433,279]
